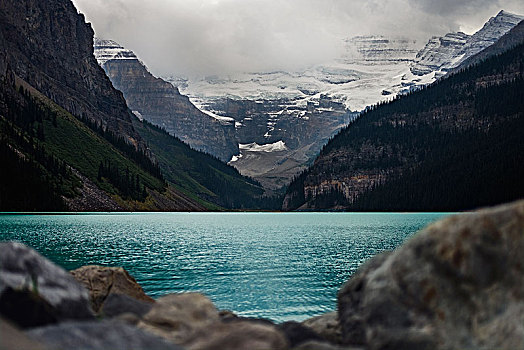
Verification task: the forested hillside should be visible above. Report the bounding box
[283,42,524,211]
[0,0,278,211]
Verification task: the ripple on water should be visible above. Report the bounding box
[0,212,450,322]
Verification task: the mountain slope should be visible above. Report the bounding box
[0,0,273,210]
[132,119,278,209]
[0,0,140,145]
[94,39,238,162]
[161,10,521,191]
[283,42,524,211]
[0,72,208,211]
[454,19,524,71]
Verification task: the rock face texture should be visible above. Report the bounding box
[0,0,140,145]
[94,39,238,162]
[0,242,93,322]
[301,311,341,344]
[455,19,524,71]
[28,320,183,350]
[70,265,154,313]
[137,293,288,350]
[410,32,470,76]
[137,293,220,344]
[411,10,523,77]
[337,200,524,349]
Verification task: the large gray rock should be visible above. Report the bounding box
[278,321,324,347]
[101,293,153,318]
[0,317,48,350]
[185,320,288,350]
[338,200,524,350]
[302,311,342,344]
[70,265,154,313]
[137,293,288,349]
[137,293,220,344]
[0,242,93,321]
[27,320,183,350]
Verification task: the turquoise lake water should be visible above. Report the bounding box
[0,212,450,322]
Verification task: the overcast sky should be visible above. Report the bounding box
[72,0,524,77]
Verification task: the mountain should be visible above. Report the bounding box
[283,40,524,211]
[163,36,419,190]
[454,19,524,71]
[0,0,140,146]
[0,0,269,211]
[162,10,522,191]
[94,39,238,162]
[411,10,523,78]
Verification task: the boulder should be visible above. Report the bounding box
[70,265,154,313]
[27,320,183,350]
[137,293,288,349]
[291,340,362,350]
[277,321,324,347]
[185,320,288,350]
[137,293,219,344]
[0,317,48,350]
[301,311,342,344]
[0,242,93,322]
[101,293,153,318]
[0,287,58,328]
[338,200,524,350]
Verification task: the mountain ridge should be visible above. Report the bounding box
[283,39,524,211]
[94,39,239,162]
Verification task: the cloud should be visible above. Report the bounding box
[72,0,524,77]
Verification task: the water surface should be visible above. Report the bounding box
[0,212,449,322]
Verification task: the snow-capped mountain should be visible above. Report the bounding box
[94,39,239,161]
[167,36,421,115]
[94,39,139,65]
[411,10,524,78]
[159,11,524,190]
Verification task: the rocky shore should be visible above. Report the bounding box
[1,200,523,349]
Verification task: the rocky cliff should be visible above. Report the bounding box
[411,10,523,78]
[455,19,524,71]
[0,0,140,145]
[94,39,238,162]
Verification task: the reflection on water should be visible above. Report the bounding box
[0,212,449,322]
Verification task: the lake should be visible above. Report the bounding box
[0,212,450,322]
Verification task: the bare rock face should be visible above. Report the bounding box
[0,317,48,350]
[337,200,524,350]
[28,320,183,350]
[94,39,239,162]
[137,293,219,344]
[186,321,288,350]
[70,265,154,313]
[138,293,288,350]
[0,0,140,144]
[0,242,93,322]
[302,311,342,344]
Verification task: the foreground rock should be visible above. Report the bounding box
[186,320,288,350]
[138,293,288,349]
[0,317,48,350]
[70,265,154,313]
[302,311,341,344]
[0,242,93,325]
[338,200,524,349]
[27,320,183,350]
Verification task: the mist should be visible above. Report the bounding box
[72,0,524,77]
